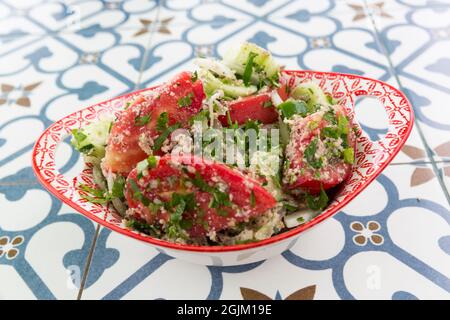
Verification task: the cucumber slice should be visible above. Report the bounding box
[222,42,280,86]
[71,118,112,158]
[202,71,257,98]
[291,81,330,108]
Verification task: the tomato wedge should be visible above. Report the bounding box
[218,93,279,126]
[125,155,277,240]
[283,105,356,194]
[103,72,205,175]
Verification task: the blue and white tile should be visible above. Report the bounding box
[80,230,213,299]
[77,162,450,299]
[369,1,450,160]
[0,0,160,36]
[284,163,450,299]
[0,26,154,299]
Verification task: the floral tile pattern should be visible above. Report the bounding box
[0,0,450,300]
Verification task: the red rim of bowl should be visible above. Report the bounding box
[31,70,414,253]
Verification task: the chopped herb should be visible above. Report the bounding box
[126,218,160,236]
[148,202,161,215]
[250,190,256,208]
[147,155,158,169]
[271,174,282,189]
[217,208,229,217]
[128,179,141,198]
[297,216,305,223]
[305,187,329,211]
[308,120,319,130]
[210,189,232,208]
[191,71,198,82]
[156,112,169,132]
[343,147,354,164]
[263,100,273,108]
[153,123,181,151]
[136,159,149,179]
[243,52,258,86]
[189,110,209,124]
[283,202,298,212]
[78,144,94,153]
[79,184,109,204]
[191,173,231,209]
[171,200,186,224]
[278,100,308,119]
[178,92,194,107]
[111,176,125,199]
[321,127,339,139]
[71,129,91,154]
[180,219,193,230]
[337,114,349,135]
[323,110,337,124]
[124,101,131,110]
[304,137,323,169]
[284,84,291,95]
[134,114,151,126]
[326,94,334,105]
[226,110,238,129]
[242,119,260,133]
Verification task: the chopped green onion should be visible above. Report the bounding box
[243,52,258,86]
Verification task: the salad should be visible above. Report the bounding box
[71,43,356,246]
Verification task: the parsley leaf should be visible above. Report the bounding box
[111,176,125,199]
[304,137,323,169]
[134,114,151,126]
[191,71,198,82]
[278,100,308,119]
[178,92,194,107]
[156,112,169,132]
[305,187,329,211]
[153,123,181,151]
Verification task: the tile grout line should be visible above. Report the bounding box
[134,3,162,90]
[76,224,100,300]
[363,0,450,204]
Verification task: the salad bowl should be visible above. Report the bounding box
[32,70,413,266]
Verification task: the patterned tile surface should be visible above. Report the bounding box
[0,0,449,300]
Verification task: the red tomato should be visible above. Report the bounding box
[277,84,290,102]
[103,72,205,175]
[218,93,279,126]
[125,155,277,239]
[283,105,355,194]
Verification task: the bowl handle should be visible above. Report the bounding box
[347,75,414,178]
